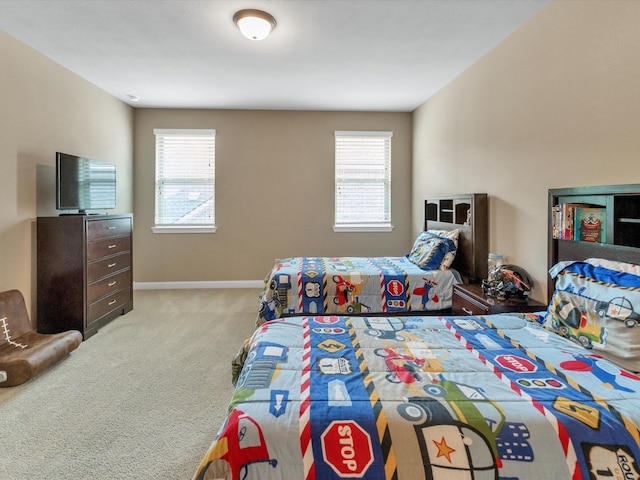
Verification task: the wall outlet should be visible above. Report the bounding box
[0,371,7,383]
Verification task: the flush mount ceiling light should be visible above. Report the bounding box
[233,9,276,41]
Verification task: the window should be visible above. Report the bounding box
[152,129,216,233]
[334,131,393,232]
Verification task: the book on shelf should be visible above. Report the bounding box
[560,203,589,240]
[574,206,606,243]
[551,205,561,239]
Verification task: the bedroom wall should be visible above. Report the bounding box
[0,30,134,317]
[412,0,640,303]
[133,109,412,284]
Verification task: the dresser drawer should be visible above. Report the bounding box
[87,217,132,241]
[87,251,131,282]
[452,293,489,316]
[87,235,131,261]
[87,269,131,304]
[87,288,131,326]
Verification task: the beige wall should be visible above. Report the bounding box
[133,109,412,283]
[0,30,134,316]
[412,0,640,303]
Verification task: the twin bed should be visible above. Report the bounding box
[257,194,488,325]
[194,189,640,480]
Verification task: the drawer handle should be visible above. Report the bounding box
[108,263,117,268]
[108,299,117,306]
[108,244,117,249]
[108,281,117,287]
[108,226,116,230]
[462,307,473,315]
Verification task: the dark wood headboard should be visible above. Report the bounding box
[547,184,640,299]
[424,193,488,283]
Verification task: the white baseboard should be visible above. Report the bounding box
[133,280,263,290]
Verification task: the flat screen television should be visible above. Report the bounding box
[56,152,116,214]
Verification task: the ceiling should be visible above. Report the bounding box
[0,0,550,111]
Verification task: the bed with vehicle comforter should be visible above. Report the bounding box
[256,193,489,326]
[257,255,461,324]
[195,257,640,480]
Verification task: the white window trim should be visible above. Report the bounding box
[152,128,216,234]
[333,224,394,233]
[151,225,217,234]
[335,131,394,137]
[333,130,393,232]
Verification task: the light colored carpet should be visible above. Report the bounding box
[0,289,260,480]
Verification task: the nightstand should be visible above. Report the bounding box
[452,283,546,316]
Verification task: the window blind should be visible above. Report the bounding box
[153,129,216,227]
[335,131,392,227]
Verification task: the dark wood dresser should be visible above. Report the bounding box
[37,214,133,339]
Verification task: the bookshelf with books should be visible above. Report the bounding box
[548,184,640,297]
[552,203,608,242]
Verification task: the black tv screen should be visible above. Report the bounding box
[56,152,116,213]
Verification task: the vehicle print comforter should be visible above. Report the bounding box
[195,312,640,480]
[257,257,460,325]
